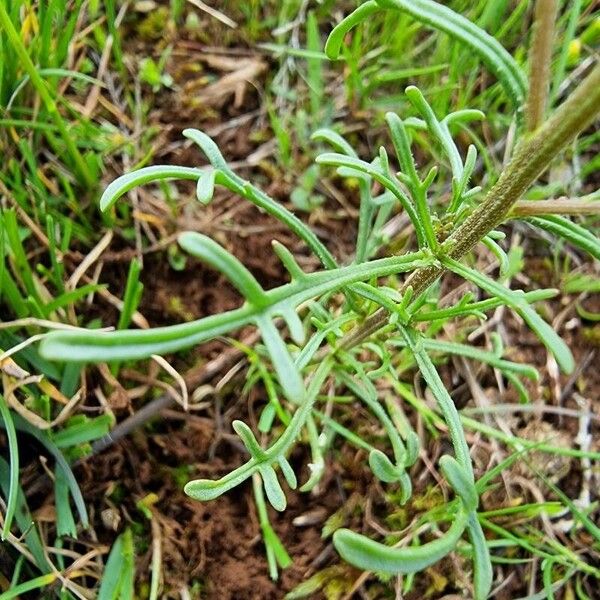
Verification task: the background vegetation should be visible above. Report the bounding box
[0,1,599,598]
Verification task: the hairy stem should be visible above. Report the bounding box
[333,63,600,353]
[526,0,559,132]
[511,199,600,217]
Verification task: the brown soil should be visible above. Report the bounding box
[77,415,345,599]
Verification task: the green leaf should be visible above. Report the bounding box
[439,455,478,511]
[405,86,464,184]
[443,257,575,374]
[379,0,526,106]
[278,457,298,490]
[260,465,287,512]
[39,251,428,365]
[466,514,493,600]
[325,0,526,107]
[116,258,143,332]
[0,456,51,573]
[311,128,358,157]
[526,215,600,262]
[10,414,89,527]
[369,449,399,483]
[389,337,539,380]
[178,232,268,307]
[44,283,107,314]
[195,168,216,205]
[316,151,425,247]
[184,360,332,505]
[399,326,473,475]
[256,316,305,404]
[52,414,113,448]
[333,509,468,573]
[98,529,134,600]
[324,1,381,60]
[285,568,341,600]
[183,128,338,270]
[0,574,57,600]
[0,396,18,539]
[55,467,77,538]
[99,165,204,212]
[232,420,265,459]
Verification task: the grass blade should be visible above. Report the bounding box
[0,396,19,539]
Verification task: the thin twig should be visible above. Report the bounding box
[511,199,600,217]
[186,0,237,28]
[526,0,559,132]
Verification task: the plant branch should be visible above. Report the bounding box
[331,63,600,353]
[526,0,559,132]
[511,199,600,217]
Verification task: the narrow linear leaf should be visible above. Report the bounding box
[98,529,134,600]
[0,396,18,539]
[39,252,428,363]
[10,414,89,527]
[196,168,216,205]
[399,327,473,476]
[444,257,574,374]
[55,467,77,538]
[233,420,265,459]
[325,0,526,107]
[526,215,600,262]
[185,360,332,504]
[333,509,468,573]
[406,431,420,466]
[272,240,306,281]
[178,232,267,307]
[376,0,526,107]
[439,455,478,511]
[0,456,51,573]
[183,128,338,270]
[256,317,305,404]
[278,457,298,490]
[311,128,358,157]
[390,337,539,380]
[405,86,463,182]
[280,306,305,346]
[52,414,113,448]
[260,466,287,512]
[316,152,424,245]
[44,284,107,314]
[466,514,493,600]
[324,1,381,60]
[369,449,403,483]
[100,166,204,212]
[0,574,57,600]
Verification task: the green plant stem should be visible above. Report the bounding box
[40,250,430,363]
[330,63,600,353]
[184,359,333,501]
[511,199,600,217]
[526,0,559,132]
[0,4,93,188]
